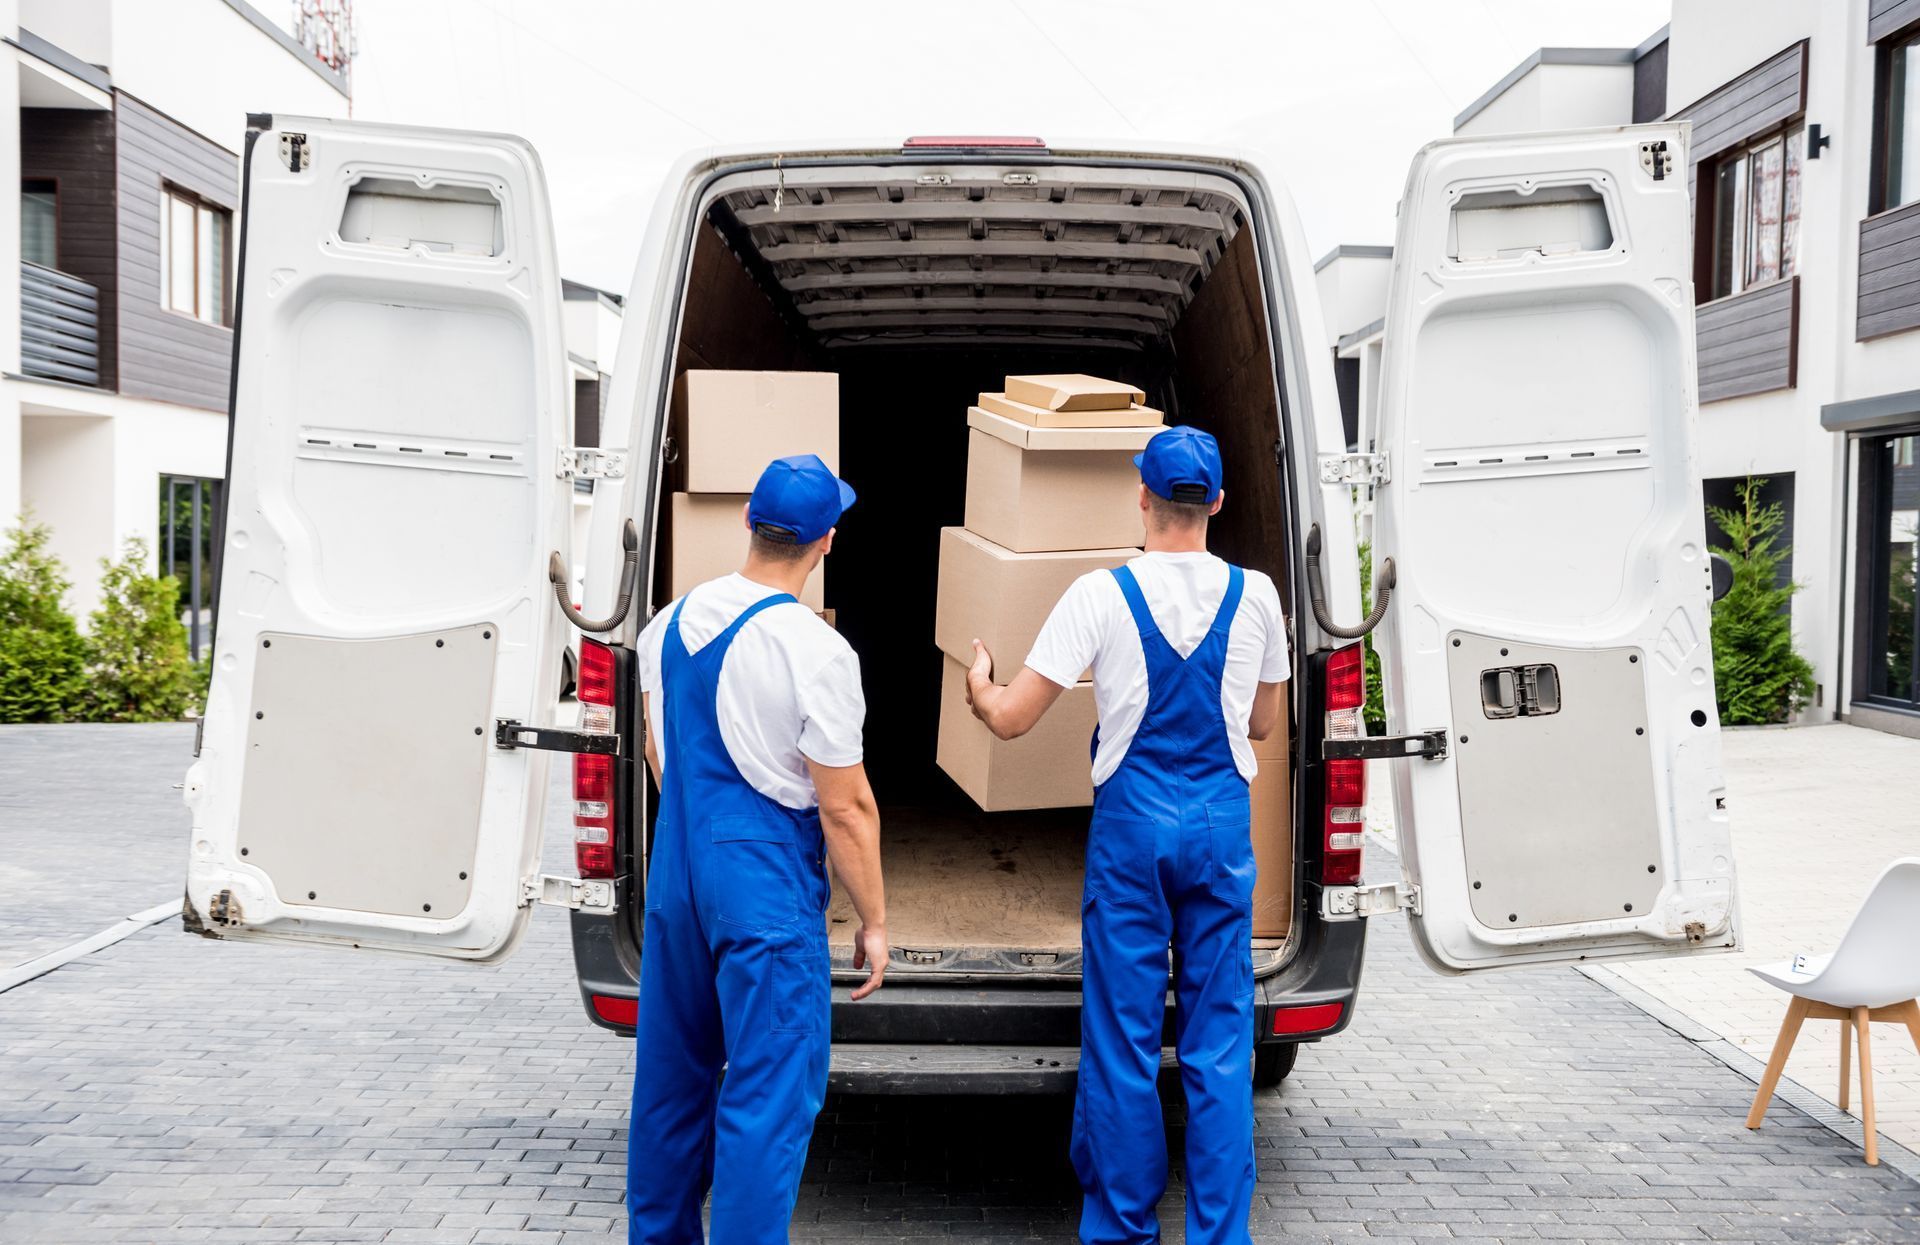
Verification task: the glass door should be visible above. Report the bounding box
[1867,434,1920,709]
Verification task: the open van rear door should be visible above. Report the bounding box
[183,117,576,962]
[1370,124,1738,973]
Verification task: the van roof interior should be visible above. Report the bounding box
[652,164,1296,965]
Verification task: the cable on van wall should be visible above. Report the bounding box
[550,519,639,633]
[1305,523,1393,640]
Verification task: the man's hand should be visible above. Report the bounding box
[850,924,888,1000]
[965,644,1070,741]
[965,640,995,712]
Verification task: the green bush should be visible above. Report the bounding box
[1358,540,1386,733]
[1709,477,1814,725]
[0,517,91,722]
[84,539,196,723]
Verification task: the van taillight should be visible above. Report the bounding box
[1322,645,1367,886]
[574,640,618,879]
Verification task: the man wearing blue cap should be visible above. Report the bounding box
[967,425,1288,1245]
[627,453,888,1244]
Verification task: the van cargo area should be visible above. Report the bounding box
[643,162,1299,979]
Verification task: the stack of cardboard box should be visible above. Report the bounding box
[934,375,1162,811]
[667,370,838,610]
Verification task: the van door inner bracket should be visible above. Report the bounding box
[1322,880,1420,920]
[522,874,616,914]
[557,448,627,480]
[493,719,620,755]
[1318,452,1389,485]
[1322,730,1448,761]
[1639,140,1672,181]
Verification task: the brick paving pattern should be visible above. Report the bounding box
[2,726,1917,1242]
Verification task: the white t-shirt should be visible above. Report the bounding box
[1024,552,1290,784]
[636,573,865,810]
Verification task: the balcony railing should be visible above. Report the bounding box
[20,260,101,386]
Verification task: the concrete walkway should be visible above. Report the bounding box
[1607,723,1920,1156]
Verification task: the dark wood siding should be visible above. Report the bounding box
[1858,201,1920,339]
[1871,0,1920,43]
[1696,277,1798,403]
[114,92,239,412]
[20,109,117,389]
[1672,41,1807,166]
[1632,39,1668,124]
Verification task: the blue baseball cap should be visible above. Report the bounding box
[747,454,855,545]
[1134,425,1223,504]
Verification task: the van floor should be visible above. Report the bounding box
[827,804,1087,952]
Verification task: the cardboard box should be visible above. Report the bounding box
[1249,712,1293,940]
[1004,373,1145,412]
[668,493,824,609]
[936,655,1098,811]
[933,527,1135,681]
[671,370,839,493]
[963,408,1152,553]
[977,391,1165,430]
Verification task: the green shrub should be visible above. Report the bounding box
[1709,477,1814,725]
[84,539,196,723]
[1358,540,1386,734]
[0,517,90,722]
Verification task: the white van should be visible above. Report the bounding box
[182,121,1737,1092]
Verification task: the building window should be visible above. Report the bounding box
[1706,127,1804,300]
[161,475,222,661]
[21,179,57,268]
[159,187,232,327]
[1865,434,1919,710]
[1882,27,1920,211]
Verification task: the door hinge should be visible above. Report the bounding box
[1639,139,1672,182]
[557,447,627,480]
[493,719,620,755]
[1322,879,1420,921]
[1318,452,1389,486]
[522,874,616,914]
[279,131,309,172]
[1323,730,1448,761]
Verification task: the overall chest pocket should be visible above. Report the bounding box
[709,816,802,931]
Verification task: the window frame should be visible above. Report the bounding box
[157,183,234,328]
[21,177,59,270]
[1698,123,1805,302]
[1872,22,1920,216]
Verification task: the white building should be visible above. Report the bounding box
[2,1,617,660]
[1321,1,1920,739]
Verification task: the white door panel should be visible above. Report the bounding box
[183,117,570,962]
[1375,125,1738,973]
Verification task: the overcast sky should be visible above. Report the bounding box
[349,0,1670,294]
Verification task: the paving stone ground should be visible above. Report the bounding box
[2,725,1918,1243]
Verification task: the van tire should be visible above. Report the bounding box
[1253,1043,1298,1088]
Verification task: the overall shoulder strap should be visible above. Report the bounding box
[1108,566,1160,641]
[1208,564,1246,638]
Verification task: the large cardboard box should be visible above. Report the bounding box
[1004,374,1145,412]
[671,370,839,493]
[668,493,824,609]
[933,527,1136,682]
[1249,713,1293,939]
[977,391,1164,430]
[963,408,1152,553]
[936,655,1098,811]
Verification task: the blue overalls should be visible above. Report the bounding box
[1072,564,1256,1245]
[628,592,833,1245]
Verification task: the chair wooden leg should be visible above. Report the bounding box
[1840,1014,1852,1113]
[1899,999,1920,1058]
[1748,997,1811,1129]
[1856,1006,1878,1167]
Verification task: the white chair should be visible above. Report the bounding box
[1745,857,1920,1166]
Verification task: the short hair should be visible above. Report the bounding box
[1145,490,1210,531]
[749,526,820,563]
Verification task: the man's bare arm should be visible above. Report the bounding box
[808,758,887,1000]
[964,641,1069,740]
[1248,680,1286,742]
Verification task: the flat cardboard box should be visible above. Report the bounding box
[933,527,1135,681]
[668,492,824,609]
[1249,712,1293,939]
[1004,373,1146,412]
[670,370,839,494]
[977,391,1165,430]
[963,408,1152,553]
[936,655,1098,811]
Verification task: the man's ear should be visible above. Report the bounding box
[1139,483,1152,513]
[1208,489,1226,517]
[741,501,753,531]
[818,527,836,557]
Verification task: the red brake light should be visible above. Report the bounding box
[902,135,1047,148]
[1271,1001,1344,1035]
[1326,644,1365,710]
[573,639,619,878]
[578,638,616,706]
[591,994,637,1025]
[1322,644,1367,886]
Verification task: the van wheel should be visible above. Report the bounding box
[1253,1043,1298,1088]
